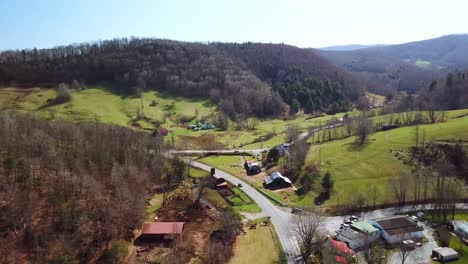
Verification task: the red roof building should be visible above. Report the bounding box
[136,222,185,247]
[141,222,185,235]
[323,237,355,264]
[328,237,353,255]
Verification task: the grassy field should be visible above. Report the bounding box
[306,111,468,207]
[449,235,468,264]
[0,87,216,129]
[0,87,357,149]
[229,221,281,264]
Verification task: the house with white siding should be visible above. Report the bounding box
[336,221,380,249]
[370,215,423,244]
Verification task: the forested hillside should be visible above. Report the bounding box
[0,111,167,263]
[418,71,468,110]
[217,43,369,113]
[0,38,369,117]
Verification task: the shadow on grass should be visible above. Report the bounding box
[314,191,330,205]
[36,97,68,110]
[345,140,371,152]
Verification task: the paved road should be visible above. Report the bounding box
[188,160,301,263]
[173,148,269,155]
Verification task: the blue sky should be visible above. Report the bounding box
[1,0,467,50]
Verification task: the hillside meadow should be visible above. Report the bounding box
[307,111,468,207]
[0,87,354,149]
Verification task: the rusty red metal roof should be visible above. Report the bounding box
[328,237,353,255]
[141,222,185,235]
[335,255,349,264]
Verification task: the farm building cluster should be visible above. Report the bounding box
[335,215,424,250]
[333,214,462,262]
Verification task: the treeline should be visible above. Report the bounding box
[418,71,468,110]
[0,38,368,117]
[391,141,467,221]
[0,111,166,263]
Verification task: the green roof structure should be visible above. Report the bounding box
[351,221,379,233]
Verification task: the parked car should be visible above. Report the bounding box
[292,208,303,214]
[402,239,415,249]
[341,223,349,229]
[344,219,352,225]
[237,183,243,188]
[411,215,418,222]
[350,215,359,221]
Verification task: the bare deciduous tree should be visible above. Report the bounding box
[286,124,301,143]
[293,210,324,263]
[389,174,408,207]
[397,243,414,264]
[354,113,372,145]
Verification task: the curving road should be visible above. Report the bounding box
[187,157,468,264]
[188,160,301,263]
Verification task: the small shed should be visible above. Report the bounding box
[245,161,261,175]
[432,247,458,262]
[264,172,292,188]
[215,178,228,189]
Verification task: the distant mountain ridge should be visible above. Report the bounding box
[319,44,389,51]
[317,34,468,94]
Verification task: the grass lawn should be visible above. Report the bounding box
[197,155,246,176]
[197,155,270,188]
[427,211,468,223]
[306,111,468,207]
[205,188,230,209]
[229,221,282,264]
[449,235,468,264]
[188,167,209,178]
[453,212,468,222]
[231,187,261,213]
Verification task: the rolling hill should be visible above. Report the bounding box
[306,109,468,207]
[0,39,373,117]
